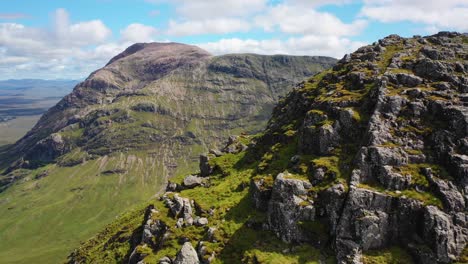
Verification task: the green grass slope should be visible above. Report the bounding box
[0,44,336,263]
[0,152,173,263]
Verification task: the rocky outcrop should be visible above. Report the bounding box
[199,154,213,177]
[267,173,315,242]
[163,194,194,227]
[174,242,200,264]
[183,175,204,188]
[253,32,468,263]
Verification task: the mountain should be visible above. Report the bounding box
[0,43,335,263]
[68,32,468,264]
[0,79,78,145]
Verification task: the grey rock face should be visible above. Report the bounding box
[163,194,194,226]
[267,173,315,242]
[174,242,200,264]
[183,175,204,188]
[24,133,68,164]
[251,178,272,211]
[199,154,213,177]
[194,217,208,226]
[335,187,425,262]
[423,206,468,263]
[386,73,423,87]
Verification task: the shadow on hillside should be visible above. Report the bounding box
[216,194,327,264]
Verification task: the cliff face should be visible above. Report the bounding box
[69,32,467,264]
[0,43,335,263]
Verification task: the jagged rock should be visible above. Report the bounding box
[414,58,449,81]
[206,227,217,242]
[24,133,68,164]
[317,183,346,234]
[166,181,179,192]
[424,168,466,212]
[196,241,215,264]
[335,187,424,262]
[220,135,247,154]
[251,178,272,211]
[209,149,223,157]
[164,194,193,226]
[386,73,423,87]
[183,175,204,188]
[338,108,356,131]
[199,154,213,177]
[194,217,208,226]
[310,167,326,185]
[423,206,468,263]
[300,121,340,155]
[159,256,172,264]
[268,173,314,242]
[378,165,411,190]
[174,242,200,264]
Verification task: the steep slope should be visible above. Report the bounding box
[69,32,468,264]
[0,43,335,263]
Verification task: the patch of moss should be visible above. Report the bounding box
[400,125,432,136]
[404,149,423,155]
[362,246,415,264]
[311,156,340,177]
[400,189,443,208]
[379,44,403,71]
[378,142,400,148]
[393,164,430,187]
[357,183,443,208]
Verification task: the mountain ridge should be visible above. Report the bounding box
[0,42,335,263]
[68,32,468,264]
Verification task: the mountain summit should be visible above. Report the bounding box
[0,43,335,263]
[69,32,467,263]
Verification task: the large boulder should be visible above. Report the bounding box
[174,242,200,264]
[423,206,468,263]
[267,173,315,242]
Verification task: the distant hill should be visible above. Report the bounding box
[0,42,336,263]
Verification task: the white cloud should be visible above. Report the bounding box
[0,9,120,79]
[198,35,366,58]
[167,18,251,36]
[120,23,158,42]
[256,4,367,36]
[148,0,267,19]
[360,0,468,31]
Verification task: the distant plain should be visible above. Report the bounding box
[0,79,78,145]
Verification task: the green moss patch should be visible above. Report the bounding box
[362,246,415,264]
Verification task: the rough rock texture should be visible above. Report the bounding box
[163,194,194,226]
[174,242,200,264]
[251,32,468,263]
[183,175,204,188]
[267,173,315,242]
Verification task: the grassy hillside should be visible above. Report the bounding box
[0,44,336,263]
[67,33,468,264]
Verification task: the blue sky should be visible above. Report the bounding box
[0,0,467,79]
